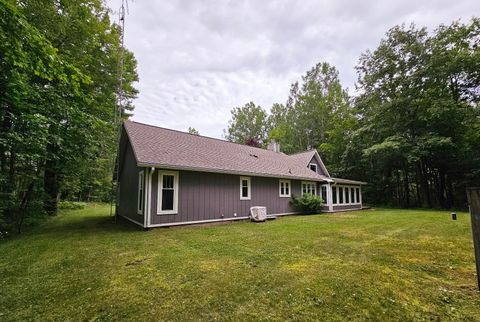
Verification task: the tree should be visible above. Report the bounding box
[0,1,89,232]
[269,62,355,173]
[225,102,269,146]
[0,0,139,234]
[351,19,480,208]
[15,0,138,213]
[188,127,200,135]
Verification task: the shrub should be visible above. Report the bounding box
[291,193,324,213]
[58,201,87,210]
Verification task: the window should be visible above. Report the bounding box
[309,163,318,173]
[339,187,344,204]
[137,171,144,214]
[351,188,355,203]
[345,187,350,203]
[157,171,179,215]
[302,182,317,196]
[240,177,251,200]
[279,180,291,197]
[332,186,337,204]
[356,188,360,203]
[321,185,327,202]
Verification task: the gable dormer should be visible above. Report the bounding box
[307,151,330,177]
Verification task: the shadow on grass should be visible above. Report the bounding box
[4,211,143,242]
[51,214,142,233]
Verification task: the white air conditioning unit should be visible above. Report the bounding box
[250,206,267,222]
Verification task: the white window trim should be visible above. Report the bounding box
[240,176,251,200]
[301,181,317,196]
[157,171,179,215]
[332,185,362,205]
[309,163,318,173]
[137,170,144,215]
[279,179,291,197]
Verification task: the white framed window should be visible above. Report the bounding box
[279,179,291,197]
[157,171,179,215]
[332,185,361,205]
[240,177,251,200]
[309,163,318,173]
[301,181,317,196]
[137,171,144,214]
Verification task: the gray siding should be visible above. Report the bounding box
[332,204,362,211]
[308,156,327,176]
[118,141,144,226]
[150,170,301,225]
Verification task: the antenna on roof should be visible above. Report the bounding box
[110,0,129,221]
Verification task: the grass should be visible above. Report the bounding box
[1,205,479,321]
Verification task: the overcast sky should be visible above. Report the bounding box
[106,0,478,138]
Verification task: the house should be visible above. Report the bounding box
[117,121,366,228]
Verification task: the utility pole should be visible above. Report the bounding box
[467,187,480,290]
[110,0,128,220]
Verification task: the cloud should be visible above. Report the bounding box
[106,0,478,138]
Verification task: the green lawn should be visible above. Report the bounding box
[1,205,479,321]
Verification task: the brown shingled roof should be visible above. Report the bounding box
[123,121,332,182]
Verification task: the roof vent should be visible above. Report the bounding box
[249,153,258,158]
[267,139,281,153]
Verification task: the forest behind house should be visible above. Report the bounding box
[1,0,479,235]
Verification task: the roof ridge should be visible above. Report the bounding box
[125,120,287,155]
[288,150,316,156]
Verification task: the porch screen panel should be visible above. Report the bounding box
[321,186,327,202]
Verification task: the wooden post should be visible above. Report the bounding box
[466,187,480,290]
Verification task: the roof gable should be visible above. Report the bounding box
[288,150,330,177]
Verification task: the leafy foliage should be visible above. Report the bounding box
[268,62,355,167]
[291,193,324,213]
[58,201,87,210]
[225,18,480,209]
[350,19,480,208]
[188,127,200,135]
[225,102,269,146]
[0,0,138,233]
